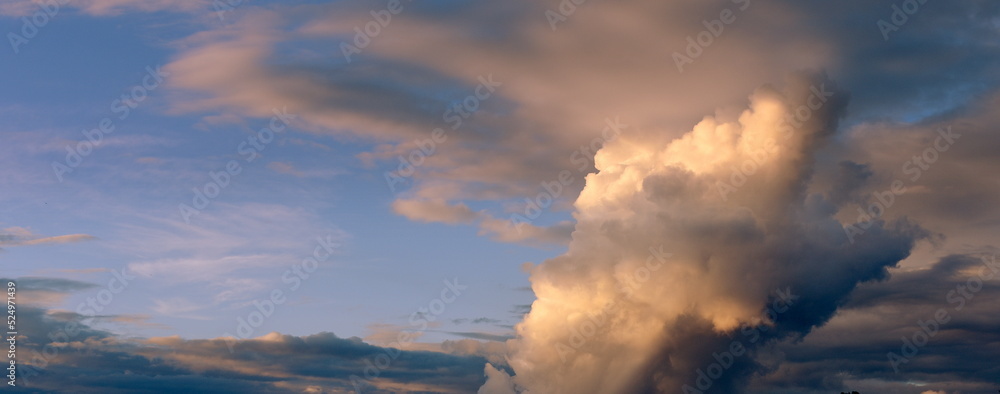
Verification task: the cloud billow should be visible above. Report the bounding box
[487,73,927,394]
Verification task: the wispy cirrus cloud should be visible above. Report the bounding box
[0,0,213,17]
[0,226,95,250]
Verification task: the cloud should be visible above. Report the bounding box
[477,216,573,245]
[390,198,573,244]
[1,276,99,308]
[64,202,353,325]
[155,1,836,245]
[478,363,517,394]
[74,0,212,16]
[267,161,303,176]
[445,331,513,342]
[150,0,1000,250]
[14,233,95,245]
[0,0,213,17]
[0,1,40,17]
[267,161,344,178]
[38,268,111,275]
[8,276,494,393]
[745,253,1000,393]
[127,254,291,282]
[0,226,95,251]
[485,73,931,393]
[827,91,1000,262]
[441,339,509,367]
[392,199,479,225]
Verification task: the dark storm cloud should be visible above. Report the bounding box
[775,0,1000,122]
[7,277,487,393]
[747,253,1000,393]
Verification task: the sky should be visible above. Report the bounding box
[0,0,998,393]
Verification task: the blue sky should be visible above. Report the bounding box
[0,2,558,345]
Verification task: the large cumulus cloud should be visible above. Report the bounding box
[488,73,928,393]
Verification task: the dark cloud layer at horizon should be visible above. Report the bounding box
[3,276,489,393]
